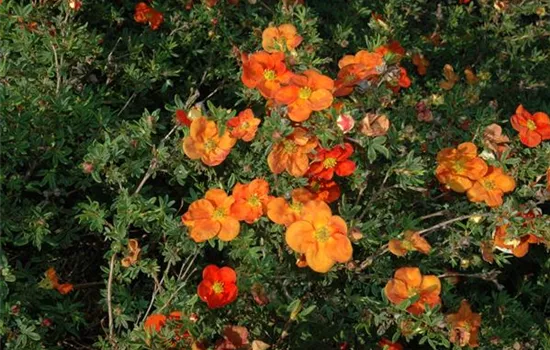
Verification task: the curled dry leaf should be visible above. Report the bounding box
[412,53,430,76]
[464,67,479,85]
[480,240,495,263]
[439,64,459,90]
[483,124,510,157]
[252,340,271,350]
[360,113,390,137]
[121,239,141,267]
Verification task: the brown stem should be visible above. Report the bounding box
[72,281,103,289]
[355,213,492,271]
[438,270,503,290]
[106,254,116,343]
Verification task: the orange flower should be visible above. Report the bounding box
[384,267,441,315]
[388,230,431,257]
[267,188,310,226]
[412,53,429,76]
[338,50,384,71]
[378,338,404,350]
[300,178,341,203]
[227,109,261,142]
[56,283,74,295]
[145,314,168,333]
[306,143,356,180]
[230,179,271,223]
[241,51,293,99]
[435,142,488,193]
[274,70,334,122]
[182,189,240,242]
[333,64,378,97]
[134,2,163,30]
[375,40,406,58]
[183,116,236,166]
[197,265,238,309]
[285,201,352,273]
[262,24,303,53]
[493,224,542,258]
[44,267,74,295]
[510,105,550,147]
[466,166,515,207]
[446,300,481,348]
[267,127,318,177]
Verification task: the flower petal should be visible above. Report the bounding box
[285,221,315,253]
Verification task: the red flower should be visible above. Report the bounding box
[389,67,411,93]
[307,143,356,180]
[510,105,550,147]
[144,314,167,333]
[378,338,404,350]
[295,178,341,203]
[197,265,238,309]
[134,2,163,30]
[176,110,192,127]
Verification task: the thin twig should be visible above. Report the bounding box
[438,270,503,290]
[116,93,136,117]
[133,87,200,196]
[72,281,104,289]
[355,213,492,271]
[419,210,448,221]
[107,254,116,343]
[51,43,61,96]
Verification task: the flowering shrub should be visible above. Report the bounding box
[1,0,550,349]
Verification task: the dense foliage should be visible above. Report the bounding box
[1,0,549,349]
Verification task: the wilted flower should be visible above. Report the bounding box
[360,113,390,137]
[446,300,481,348]
[483,124,510,157]
[337,114,355,133]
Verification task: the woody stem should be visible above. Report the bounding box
[438,270,503,290]
[72,281,104,289]
[355,212,492,271]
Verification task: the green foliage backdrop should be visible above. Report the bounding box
[1,0,549,349]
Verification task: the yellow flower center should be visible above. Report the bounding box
[402,240,414,251]
[289,201,303,213]
[204,139,217,152]
[282,140,297,154]
[408,287,420,298]
[344,74,356,83]
[526,120,537,131]
[247,194,262,207]
[323,157,337,169]
[298,87,312,100]
[482,179,496,190]
[263,69,276,81]
[314,226,331,242]
[504,237,521,247]
[241,121,250,129]
[452,160,466,174]
[213,208,226,219]
[212,281,224,294]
